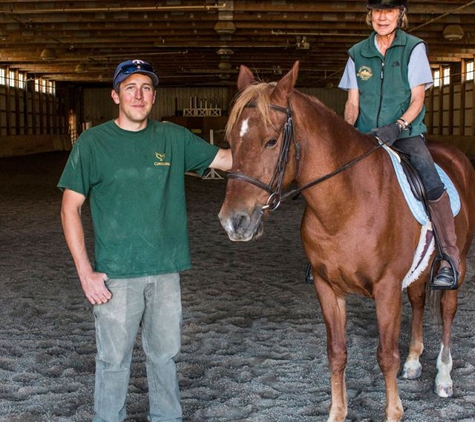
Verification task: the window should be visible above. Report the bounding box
[34,78,55,95]
[433,69,440,87]
[432,66,453,86]
[443,67,450,86]
[8,70,15,87]
[18,72,25,89]
[35,78,46,93]
[0,68,5,85]
[466,61,473,81]
[47,80,55,95]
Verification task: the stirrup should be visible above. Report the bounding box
[305,264,313,284]
[429,253,459,290]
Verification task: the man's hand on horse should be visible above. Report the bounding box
[373,122,402,146]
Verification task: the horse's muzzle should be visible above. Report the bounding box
[218,206,264,242]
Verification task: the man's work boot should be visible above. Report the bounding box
[428,190,460,290]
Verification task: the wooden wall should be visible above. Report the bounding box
[0,78,71,157]
[424,71,475,159]
[78,85,346,150]
[1,76,474,159]
[426,81,472,135]
[80,85,347,126]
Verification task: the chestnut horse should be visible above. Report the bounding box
[218,61,475,422]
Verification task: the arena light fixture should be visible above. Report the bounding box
[40,48,57,61]
[443,25,464,41]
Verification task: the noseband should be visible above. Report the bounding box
[227,100,383,212]
[228,102,299,211]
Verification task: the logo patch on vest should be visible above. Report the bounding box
[357,66,373,81]
[154,152,171,167]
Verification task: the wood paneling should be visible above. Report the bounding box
[0,1,474,88]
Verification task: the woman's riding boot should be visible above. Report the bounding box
[428,190,460,289]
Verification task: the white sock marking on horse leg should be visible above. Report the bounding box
[402,357,422,379]
[435,343,453,397]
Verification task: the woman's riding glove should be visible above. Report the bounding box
[373,122,403,146]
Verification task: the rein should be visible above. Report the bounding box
[228,100,383,211]
[280,141,383,202]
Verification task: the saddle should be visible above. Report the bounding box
[383,145,460,225]
[396,149,427,206]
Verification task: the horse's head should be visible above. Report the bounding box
[219,61,300,242]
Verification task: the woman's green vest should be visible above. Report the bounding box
[348,29,427,139]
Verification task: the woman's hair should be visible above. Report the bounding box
[366,8,408,30]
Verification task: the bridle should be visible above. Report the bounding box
[227,100,384,211]
[227,101,299,211]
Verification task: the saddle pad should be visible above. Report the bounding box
[383,145,461,226]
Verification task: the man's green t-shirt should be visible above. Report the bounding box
[58,119,219,278]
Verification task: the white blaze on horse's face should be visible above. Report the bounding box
[239,118,249,138]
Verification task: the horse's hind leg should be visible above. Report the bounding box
[401,281,426,380]
[434,288,459,397]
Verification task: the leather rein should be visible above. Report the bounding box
[227,100,383,211]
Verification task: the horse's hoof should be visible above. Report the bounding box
[327,410,346,422]
[400,361,422,379]
[434,381,453,398]
[326,416,345,422]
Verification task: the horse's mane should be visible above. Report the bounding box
[225,79,370,147]
[225,81,276,140]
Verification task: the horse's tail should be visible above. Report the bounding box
[426,284,443,326]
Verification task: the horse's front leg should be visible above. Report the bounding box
[314,280,348,422]
[401,281,426,380]
[375,286,404,422]
[435,289,459,397]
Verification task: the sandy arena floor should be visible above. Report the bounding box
[0,152,474,422]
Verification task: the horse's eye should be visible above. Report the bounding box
[265,138,278,149]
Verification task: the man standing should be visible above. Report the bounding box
[58,59,232,422]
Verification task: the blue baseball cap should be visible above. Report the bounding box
[113,59,159,89]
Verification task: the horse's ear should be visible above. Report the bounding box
[237,65,255,91]
[271,61,299,105]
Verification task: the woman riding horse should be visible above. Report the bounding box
[339,0,459,289]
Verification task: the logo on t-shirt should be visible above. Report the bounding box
[154,152,170,167]
[357,66,373,81]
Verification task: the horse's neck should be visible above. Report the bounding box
[295,115,389,220]
[294,102,376,183]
